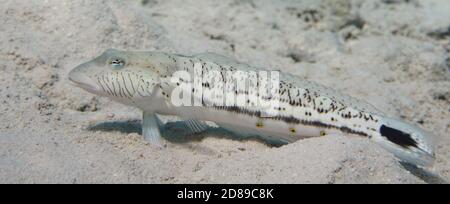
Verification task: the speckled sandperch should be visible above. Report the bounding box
[68,49,435,167]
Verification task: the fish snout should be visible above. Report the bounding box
[68,66,100,92]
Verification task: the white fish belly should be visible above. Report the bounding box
[174,106,339,143]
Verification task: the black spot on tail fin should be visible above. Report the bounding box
[380,125,419,148]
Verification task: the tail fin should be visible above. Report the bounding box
[373,117,436,167]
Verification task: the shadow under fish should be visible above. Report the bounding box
[87,119,286,147]
[400,162,448,184]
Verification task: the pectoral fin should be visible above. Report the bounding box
[142,112,165,148]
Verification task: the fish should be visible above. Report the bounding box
[68,49,436,167]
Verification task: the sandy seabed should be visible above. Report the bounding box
[0,0,449,184]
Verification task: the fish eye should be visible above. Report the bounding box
[108,57,126,69]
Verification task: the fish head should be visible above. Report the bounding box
[68,49,163,103]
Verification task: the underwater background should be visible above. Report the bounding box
[0,0,449,183]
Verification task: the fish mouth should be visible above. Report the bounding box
[68,70,100,92]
